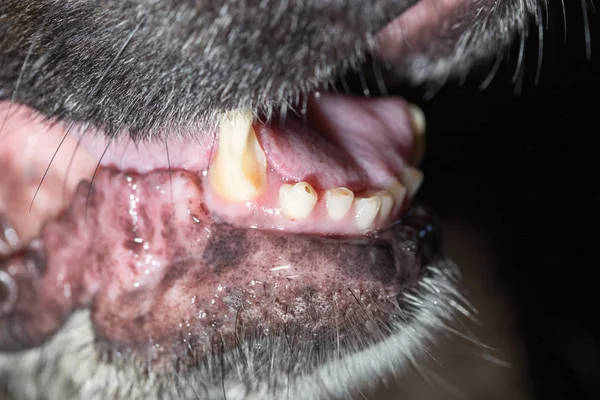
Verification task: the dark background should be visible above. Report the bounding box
[416,3,599,400]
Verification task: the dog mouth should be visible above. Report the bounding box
[0,86,438,364]
[0,0,508,389]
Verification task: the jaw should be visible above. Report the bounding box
[0,100,435,341]
[0,99,464,399]
[0,265,463,400]
[0,96,458,399]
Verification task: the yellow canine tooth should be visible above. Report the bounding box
[209,110,267,202]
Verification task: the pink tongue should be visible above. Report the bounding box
[256,93,415,190]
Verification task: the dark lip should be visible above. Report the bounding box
[86,202,446,369]
[0,159,441,357]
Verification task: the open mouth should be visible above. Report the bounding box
[0,81,441,362]
[0,0,533,397]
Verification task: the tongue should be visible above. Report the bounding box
[255,93,416,190]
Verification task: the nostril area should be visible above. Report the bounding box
[0,269,17,316]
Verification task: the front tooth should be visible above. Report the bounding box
[209,109,267,202]
[279,182,317,220]
[354,196,381,230]
[408,104,426,166]
[374,190,394,220]
[401,166,424,199]
[325,187,354,221]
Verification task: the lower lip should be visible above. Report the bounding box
[0,162,430,358]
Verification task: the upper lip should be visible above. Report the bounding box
[0,0,503,136]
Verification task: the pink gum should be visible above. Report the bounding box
[202,165,411,235]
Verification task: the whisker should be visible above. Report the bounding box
[512,1,527,85]
[423,348,443,368]
[581,0,592,60]
[204,122,219,179]
[279,102,288,128]
[480,352,513,368]
[0,4,57,138]
[29,120,74,213]
[174,370,202,400]
[534,1,545,86]
[479,52,504,91]
[543,0,549,31]
[372,58,389,96]
[118,137,133,168]
[85,133,116,220]
[340,73,351,95]
[333,297,341,361]
[87,17,146,101]
[407,353,435,387]
[219,334,228,400]
[424,69,449,100]
[61,122,94,204]
[347,287,367,314]
[283,305,298,362]
[358,69,371,97]
[562,0,568,41]
[288,103,302,120]
[165,140,173,203]
[457,64,470,87]
[423,362,466,399]
[439,323,496,350]
[301,95,308,127]
[347,288,383,332]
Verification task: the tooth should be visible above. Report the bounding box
[209,110,267,202]
[408,104,426,136]
[324,187,354,221]
[279,182,317,220]
[354,196,381,230]
[374,190,394,220]
[408,104,426,166]
[385,179,407,207]
[401,166,424,199]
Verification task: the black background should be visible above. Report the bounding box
[416,3,599,400]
